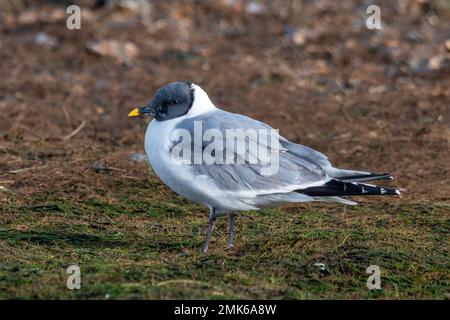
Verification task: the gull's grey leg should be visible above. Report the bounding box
[226,213,236,250]
[201,207,217,254]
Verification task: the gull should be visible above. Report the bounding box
[129,82,400,253]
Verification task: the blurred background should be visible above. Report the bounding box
[1,0,449,201]
[0,0,449,299]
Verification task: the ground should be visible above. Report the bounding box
[0,0,449,299]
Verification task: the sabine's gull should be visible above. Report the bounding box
[129,82,400,253]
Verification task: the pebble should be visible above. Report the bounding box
[86,39,140,65]
[129,152,147,162]
[34,32,58,48]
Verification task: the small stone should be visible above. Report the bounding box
[18,11,38,24]
[368,131,378,139]
[427,14,439,26]
[292,30,307,46]
[90,163,108,172]
[427,55,449,70]
[245,2,264,14]
[86,39,140,65]
[0,185,11,193]
[369,86,386,94]
[34,32,58,48]
[313,262,326,272]
[445,39,450,51]
[129,152,147,162]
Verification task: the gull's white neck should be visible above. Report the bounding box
[185,84,217,117]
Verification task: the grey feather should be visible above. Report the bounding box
[173,109,330,196]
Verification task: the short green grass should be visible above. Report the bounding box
[0,177,448,299]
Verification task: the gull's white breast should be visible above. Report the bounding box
[143,84,257,212]
[144,118,200,201]
[144,117,251,211]
[145,86,243,208]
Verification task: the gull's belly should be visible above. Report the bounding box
[144,119,224,209]
[143,119,258,212]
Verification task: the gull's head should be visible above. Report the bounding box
[128,82,215,121]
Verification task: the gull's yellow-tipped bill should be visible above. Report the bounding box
[128,108,140,117]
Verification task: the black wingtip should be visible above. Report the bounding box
[298,180,401,197]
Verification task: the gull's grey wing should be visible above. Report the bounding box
[173,109,330,195]
[279,139,331,169]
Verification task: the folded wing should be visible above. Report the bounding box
[174,109,330,198]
